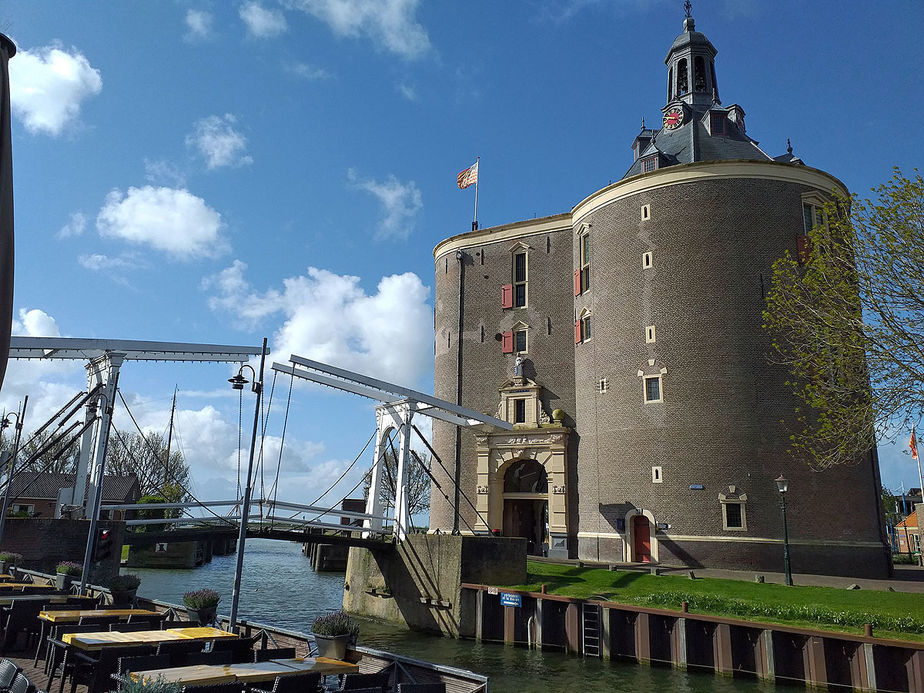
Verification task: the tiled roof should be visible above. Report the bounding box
[8,472,140,502]
[896,510,918,530]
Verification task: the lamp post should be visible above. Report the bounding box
[775,474,793,586]
[0,396,27,546]
[227,338,267,632]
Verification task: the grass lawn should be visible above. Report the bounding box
[503,561,924,642]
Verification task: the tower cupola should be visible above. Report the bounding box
[665,2,719,107]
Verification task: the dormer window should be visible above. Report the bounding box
[710,111,726,135]
[642,156,658,173]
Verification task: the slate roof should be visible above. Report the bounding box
[8,472,140,502]
[622,103,772,179]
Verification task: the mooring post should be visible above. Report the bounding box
[673,617,687,670]
[713,623,733,676]
[635,612,651,665]
[601,607,611,660]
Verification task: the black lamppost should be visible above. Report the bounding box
[227,338,267,632]
[775,474,793,586]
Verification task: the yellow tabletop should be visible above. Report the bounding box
[131,657,358,685]
[0,582,55,589]
[39,608,161,624]
[0,574,14,580]
[63,626,237,651]
[0,594,93,606]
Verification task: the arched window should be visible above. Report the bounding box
[677,58,688,95]
[694,56,706,92]
[504,459,548,493]
[667,67,673,101]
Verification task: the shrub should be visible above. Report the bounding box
[0,552,22,564]
[109,573,141,591]
[183,589,221,609]
[56,561,82,576]
[116,675,182,693]
[311,611,359,638]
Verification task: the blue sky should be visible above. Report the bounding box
[1,0,923,515]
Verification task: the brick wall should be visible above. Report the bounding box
[0,517,124,582]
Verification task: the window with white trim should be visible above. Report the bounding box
[643,251,652,268]
[514,328,527,354]
[651,466,662,483]
[641,204,650,220]
[513,251,527,307]
[579,232,590,293]
[644,375,662,402]
[719,486,748,531]
[646,325,656,343]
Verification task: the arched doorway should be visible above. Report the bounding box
[502,459,548,556]
[632,515,652,563]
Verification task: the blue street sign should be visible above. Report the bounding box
[500,592,522,608]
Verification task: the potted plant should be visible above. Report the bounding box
[183,588,221,625]
[108,573,141,606]
[0,552,22,575]
[311,611,359,661]
[118,675,181,693]
[55,561,82,591]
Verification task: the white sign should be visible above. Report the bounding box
[155,543,168,552]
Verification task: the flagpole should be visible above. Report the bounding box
[915,425,924,503]
[472,156,479,231]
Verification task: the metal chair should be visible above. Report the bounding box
[77,615,119,627]
[109,622,157,632]
[156,639,207,665]
[180,684,245,693]
[338,671,390,692]
[248,672,321,693]
[252,647,296,662]
[0,659,21,692]
[8,673,33,693]
[117,653,171,676]
[183,650,234,666]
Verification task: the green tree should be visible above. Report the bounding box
[106,430,190,501]
[763,169,924,469]
[0,428,80,474]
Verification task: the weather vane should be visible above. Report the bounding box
[684,0,693,19]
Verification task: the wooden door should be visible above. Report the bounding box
[633,515,651,563]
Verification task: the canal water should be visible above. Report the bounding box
[129,539,793,692]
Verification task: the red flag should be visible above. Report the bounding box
[457,160,478,189]
[911,427,919,461]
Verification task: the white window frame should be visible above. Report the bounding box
[579,230,591,293]
[579,308,592,344]
[643,251,652,269]
[651,466,663,483]
[643,375,662,403]
[718,486,748,531]
[646,325,656,343]
[641,204,651,220]
[513,250,528,308]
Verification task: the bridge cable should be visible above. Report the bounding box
[411,423,490,532]
[117,389,234,527]
[0,419,86,502]
[267,368,294,529]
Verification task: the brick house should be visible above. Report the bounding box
[896,510,920,555]
[6,472,140,519]
[428,11,890,578]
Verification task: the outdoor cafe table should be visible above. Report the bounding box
[62,626,238,651]
[39,608,161,624]
[0,593,93,606]
[0,583,55,589]
[130,657,359,685]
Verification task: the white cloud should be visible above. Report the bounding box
[397,83,417,101]
[240,2,289,38]
[12,308,61,337]
[96,186,226,260]
[9,42,102,136]
[186,114,253,170]
[144,159,187,188]
[185,9,214,40]
[57,211,87,239]
[285,62,330,80]
[77,253,139,271]
[347,169,422,240]
[285,0,430,59]
[204,262,433,387]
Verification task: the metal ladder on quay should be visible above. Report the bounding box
[581,603,602,657]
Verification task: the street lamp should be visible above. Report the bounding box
[227,339,267,633]
[0,397,28,546]
[775,474,793,586]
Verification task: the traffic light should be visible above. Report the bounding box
[94,528,112,562]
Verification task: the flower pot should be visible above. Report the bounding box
[190,605,218,625]
[110,588,136,606]
[313,633,349,660]
[55,573,76,591]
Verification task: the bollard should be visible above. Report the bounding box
[681,601,689,613]
[541,584,547,594]
[864,623,873,638]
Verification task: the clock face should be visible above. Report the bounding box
[662,107,684,130]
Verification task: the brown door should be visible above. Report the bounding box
[503,499,545,556]
[633,515,651,563]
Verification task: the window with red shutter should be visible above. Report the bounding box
[574,321,582,344]
[797,235,812,264]
[574,270,581,296]
[501,331,514,354]
[501,284,513,309]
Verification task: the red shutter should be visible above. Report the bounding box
[797,235,812,264]
[574,269,582,296]
[574,320,582,344]
[501,331,514,354]
[501,283,513,309]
